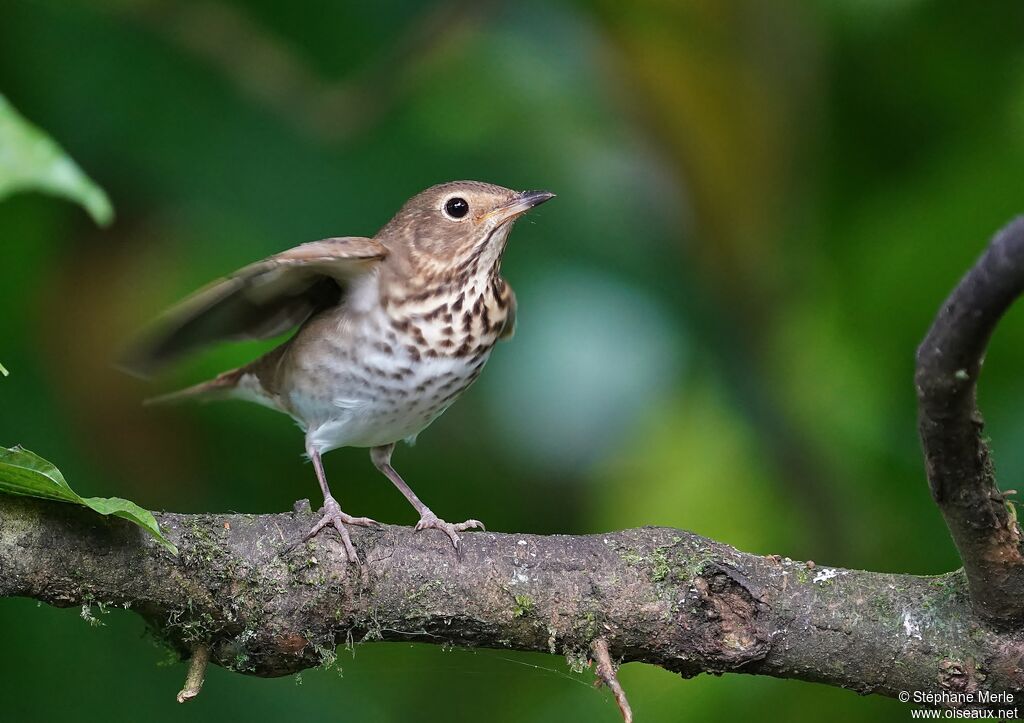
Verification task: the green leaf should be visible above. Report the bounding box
[80,495,172,551]
[0,362,7,377]
[0,445,177,554]
[0,94,113,226]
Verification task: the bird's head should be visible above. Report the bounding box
[378,181,554,280]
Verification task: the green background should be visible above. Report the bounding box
[3,1,1024,720]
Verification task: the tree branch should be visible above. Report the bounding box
[176,644,209,703]
[1,495,1023,708]
[592,638,634,723]
[916,216,1024,626]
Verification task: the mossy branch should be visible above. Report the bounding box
[1,494,1022,709]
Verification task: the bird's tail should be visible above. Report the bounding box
[143,368,244,406]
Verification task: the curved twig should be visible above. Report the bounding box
[176,644,210,703]
[592,638,633,723]
[916,216,1024,626]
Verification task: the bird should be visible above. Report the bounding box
[123,181,555,562]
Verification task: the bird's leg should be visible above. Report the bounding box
[370,444,484,549]
[303,446,377,562]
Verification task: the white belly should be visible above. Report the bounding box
[299,352,489,452]
[269,271,501,454]
[285,312,490,452]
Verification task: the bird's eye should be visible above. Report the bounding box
[443,197,469,219]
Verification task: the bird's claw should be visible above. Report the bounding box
[303,497,378,563]
[414,511,485,549]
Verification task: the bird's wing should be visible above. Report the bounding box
[122,236,387,376]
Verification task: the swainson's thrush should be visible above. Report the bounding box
[125,181,554,561]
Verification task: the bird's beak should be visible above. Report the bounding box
[488,190,556,225]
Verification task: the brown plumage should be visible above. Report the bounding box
[125,181,554,561]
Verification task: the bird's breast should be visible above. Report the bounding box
[283,277,511,449]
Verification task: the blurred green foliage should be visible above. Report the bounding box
[0,92,112,225]
[2,0,1024,721]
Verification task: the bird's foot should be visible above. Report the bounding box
[303,496,378,563]
[414,509,485,550]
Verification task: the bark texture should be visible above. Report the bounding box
[0,494,1023,708]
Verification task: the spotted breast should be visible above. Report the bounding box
[257,262,515,453]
